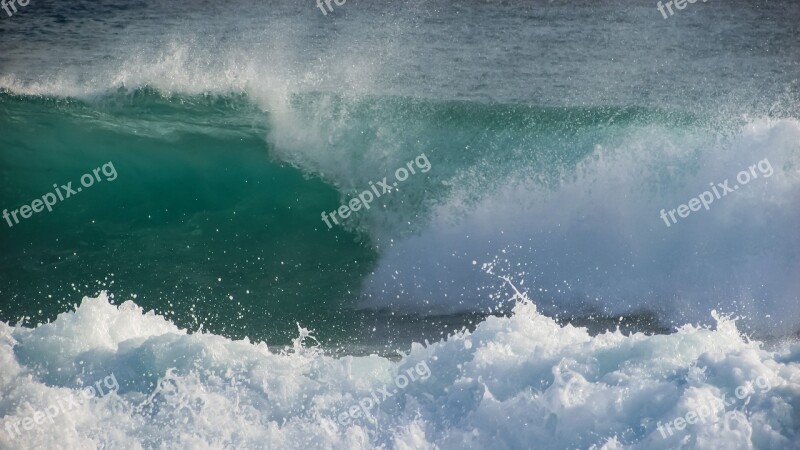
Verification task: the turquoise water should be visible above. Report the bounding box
[2,85,799,344]
[0,90,368,345]
[1,89,701,345]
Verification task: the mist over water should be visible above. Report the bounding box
[361,116,800,337]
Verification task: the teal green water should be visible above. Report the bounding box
[0,90,375,345]
[0,89,704,345]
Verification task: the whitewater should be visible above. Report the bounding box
[1,290,798,449]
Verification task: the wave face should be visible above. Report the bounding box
[1,293,799,449]
[2,89,799,339]
[0,89,381,345]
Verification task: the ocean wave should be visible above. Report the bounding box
[2,87,798,337]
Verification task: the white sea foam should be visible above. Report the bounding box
[361,118,800,337]
[0,292,798,449]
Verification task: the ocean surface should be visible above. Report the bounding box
[1,0,799,448]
